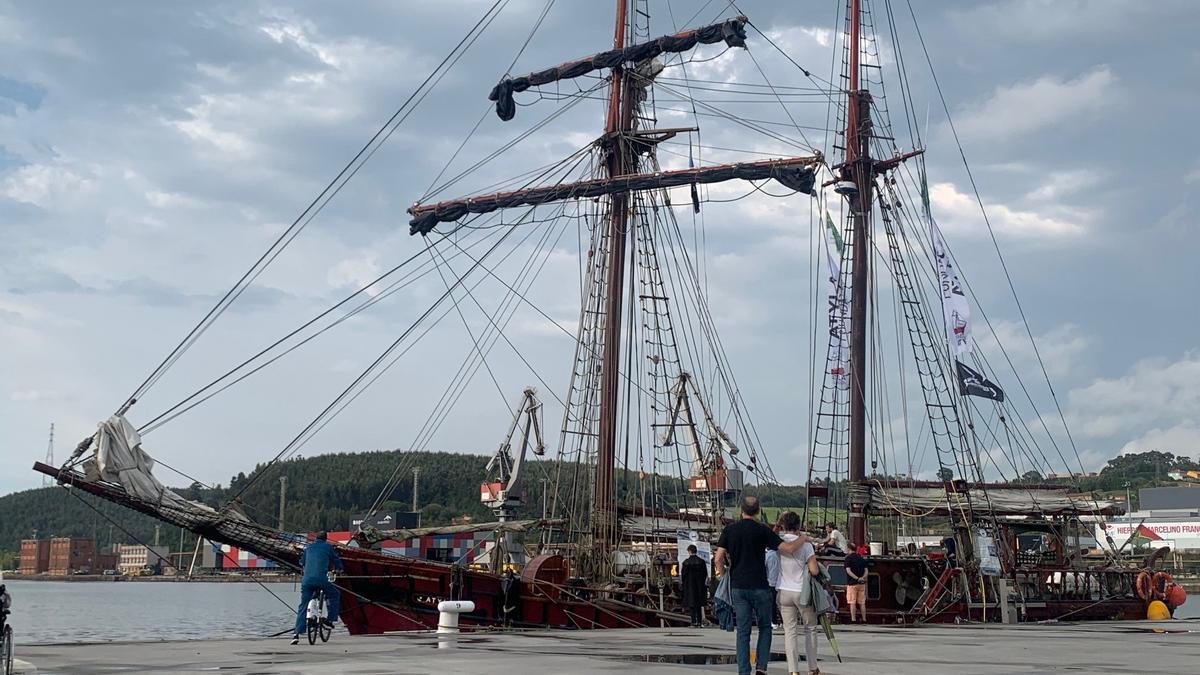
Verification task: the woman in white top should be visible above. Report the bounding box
[775,511,821,675]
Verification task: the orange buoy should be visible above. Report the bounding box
[1135,571,1153,601]
[1166,583,1187,609]
[1151,571,1173,600]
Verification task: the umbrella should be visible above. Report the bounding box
[818,612,843,663]
[817,586,843,663]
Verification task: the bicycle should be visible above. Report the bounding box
[1,609,13,675]
[305,580,333,645]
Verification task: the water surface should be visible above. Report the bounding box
[4,579,298,644]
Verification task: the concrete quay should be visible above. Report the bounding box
[13,621,1200,674]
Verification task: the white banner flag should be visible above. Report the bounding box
[823,202,851,389]
[931,223,972,354]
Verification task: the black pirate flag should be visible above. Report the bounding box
[955,360,1004,402]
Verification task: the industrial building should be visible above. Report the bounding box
[47,537,97,574]
[18,539,50,574]
[1097,486,1200,551]
[117,544,171,574]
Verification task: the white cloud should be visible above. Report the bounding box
[1118,423,1200,459]
[1,163,94,207]
[1025,169,1101,202]
[930,181,1085,239]
[1065,353,1200,442]
[953,67,1116,142]
[974,321,1091,379]
[9,389,65,402]
[327,254,383,297]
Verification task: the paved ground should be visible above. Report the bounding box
[13,620,1200,674]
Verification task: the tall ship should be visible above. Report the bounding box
[36,0,1182,630]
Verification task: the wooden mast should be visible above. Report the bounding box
[593,0,633,571]
[846,0,873,548]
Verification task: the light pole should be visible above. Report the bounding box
[1124,481,1132,523]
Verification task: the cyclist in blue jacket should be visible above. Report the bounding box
[291,532,344,645]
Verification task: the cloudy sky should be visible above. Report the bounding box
[2,0,1198,497]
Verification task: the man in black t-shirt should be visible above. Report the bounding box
[714,497,806,675]
[844,546,869,622]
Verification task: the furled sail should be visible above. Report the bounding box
[82,415,206,512]
[489,17,748,120]
[408,157,818,235]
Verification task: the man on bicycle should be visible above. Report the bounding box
[291,532,344,645]
[0,583,10,622]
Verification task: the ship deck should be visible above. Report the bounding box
[13,620,1200,674]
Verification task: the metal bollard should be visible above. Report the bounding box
[437,600,476,634]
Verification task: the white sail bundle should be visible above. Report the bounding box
[82,414,207,512]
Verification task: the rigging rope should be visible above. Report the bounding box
[905,0,1086,477]
[119,0,512,412]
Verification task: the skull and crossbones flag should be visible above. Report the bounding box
[955,360,1004,402]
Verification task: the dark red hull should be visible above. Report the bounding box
[819,554,1147,625]
[333,550,684,633]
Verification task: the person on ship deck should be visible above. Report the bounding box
[817,522,847,557]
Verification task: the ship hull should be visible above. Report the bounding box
[32,462,1148,630]
[819,554,1147,625]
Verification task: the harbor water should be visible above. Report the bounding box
[4,578,1198,644]
[6,579,298,644]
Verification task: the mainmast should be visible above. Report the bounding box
[593,0,634,571]
[406,7,819,575]
[845,0,873,548]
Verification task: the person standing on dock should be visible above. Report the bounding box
[775,513,820,675]
[843,545,868,623]
[715,497,807,675]
[291,532,344,645]
[681,544,708,627]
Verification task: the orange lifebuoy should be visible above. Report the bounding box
[1135,571,1153,601]
[1151,571,1173,601]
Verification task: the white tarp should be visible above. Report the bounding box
[82,415,197,511]
[869,485,1119,516]
[975,529,1002,576]
[931,223,973,355]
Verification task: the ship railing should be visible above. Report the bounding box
[1011,568,1130,602]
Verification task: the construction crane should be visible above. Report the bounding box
[660,373,744,518]
[480,387,544,567]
